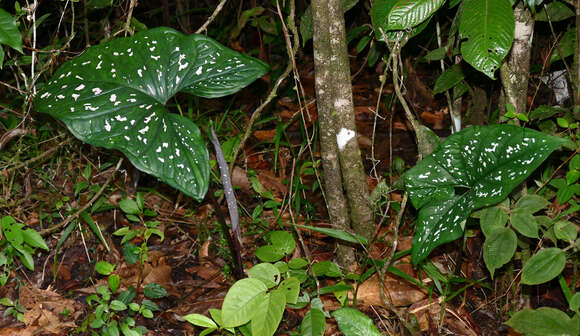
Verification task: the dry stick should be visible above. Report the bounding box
[389,46,425,161]
[229,57,293,172]
[195,0,228,34]
[3,137,73,174]
[375,192,418,335]
[40,158,124,237]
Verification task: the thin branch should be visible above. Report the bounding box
[195,0,228,34]
[40,158,124,237]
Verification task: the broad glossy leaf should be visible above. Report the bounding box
[248,263,281,288]
[0,9,23,53]
[460,0,514,79]
[22,228,49,251]
[332,308,382,336]
[183,313,218,328]
[371,0,432,44]
[250,289,286,336]
[483,227,517,278]
[388,0,446,30]
[221,278,267,327]
[301,308,326,336]
[521,248,566,285]
[505,307,580,336]
[35,27,268,201]
[279,277,300,304]
[404,125,564,265]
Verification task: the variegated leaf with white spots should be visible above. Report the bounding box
[35,27,269,201]
[404,125,564,265]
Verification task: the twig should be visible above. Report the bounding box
[40,158,123,237]
[195,0,228,34]
[2,137,73,174]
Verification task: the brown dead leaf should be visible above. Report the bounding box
[253,129,277,141]
[352,269,427,307]
[408,298,478,335]
[18,285,79,335]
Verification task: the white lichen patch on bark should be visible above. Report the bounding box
[336,128,355,150]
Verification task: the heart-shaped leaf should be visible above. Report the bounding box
[404,125,564,265]
[35,27,269,201]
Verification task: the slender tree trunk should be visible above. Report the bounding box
[500,2,534,119]
[311,0,375,265]
[311,0,356,267]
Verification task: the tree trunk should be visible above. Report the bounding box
[325,0,374,237]
[311,0,374,265]
[311,0,356,267]
[500,2,534,119]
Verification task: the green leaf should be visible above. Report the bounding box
[423,46,447,62]
[459,0,514,79]
[110,300,128,311]
[22,228,49,250]
[119,198,140,215]
[371,0,431,43]
[183,313,218,328]
[387,0,446,30]
[288,257,309,269]
[0,9,23,53]
[332,308,382,336]
[529,105,568,121]
[550,28,575,64]
[249,263,281,288]
[294,224,368,245]
[570,293,580,313]
[483,227,517,279]
[510,208,539,238]
[35,27,268,201]
[433,64,465,94]
[515,194,550,214]
[278,277,301,304]
[2,216,24,247]
[255,245,286,262]
[404,125,564,265]
[250,289,286,336]
[144,283,167,299]
[479,205,508,237]
[301,308,326,336]
[221,278,267,328]
[312,261,342,277]
[535,1,574,22]
[505,307,580,336]
[95,261,115,275]
[108,274,120,293]
[521,248,566,285]
[16,246,34,270]
[554,220,577,242]
[269,231,295,254]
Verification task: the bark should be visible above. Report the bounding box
[326,0,374,237]
[500,3,534,119]
[311,0,356,267]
